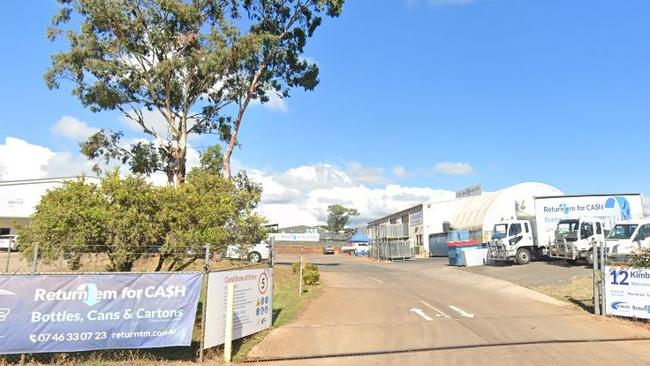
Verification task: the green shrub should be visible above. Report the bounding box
[305,263,318,272]
[629,249,650,268]
[303,269,320,286]
[292,262,319,274]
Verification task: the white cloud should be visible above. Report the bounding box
[0,137,95,180]
[346,161,388,185]
[251,90,288,113]
[121,109,172,139]
[435,162,475,176]
[392,165,407,178]
[51,116,100,141]
[0,135,202,187]
[247,163,455,227]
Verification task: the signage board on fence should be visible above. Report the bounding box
[269,232,320,242]
[203,268,273,349]
[0,273,201,355]
[605,265,650,319]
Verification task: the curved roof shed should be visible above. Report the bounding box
[423,182,563,236]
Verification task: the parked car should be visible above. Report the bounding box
[323,244,335,255]
[0,235,18,252]
[340,243,356,254]
[354,242,369,256]
[225,241,271,263]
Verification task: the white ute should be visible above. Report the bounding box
[606,219,650,262]
[225,241,271,263]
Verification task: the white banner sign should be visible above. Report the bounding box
[203,268,273,349]
[269,232,320,242]
[533,194,644,248]
[605,266,650,319]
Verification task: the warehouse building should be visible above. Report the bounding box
[366,182,563,256]
[422,182,562,256]
[0,176,99,235]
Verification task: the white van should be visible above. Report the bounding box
[606,219,650,261]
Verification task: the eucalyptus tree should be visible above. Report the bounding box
[46,0,344,182]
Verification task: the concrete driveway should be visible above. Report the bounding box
[249,255,650,365]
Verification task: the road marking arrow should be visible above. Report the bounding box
[449,305,474,318]
[420,300,451,319]
[409,308,433,321]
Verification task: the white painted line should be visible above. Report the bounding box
[409,308,433,321]
[369,276,383,284]
[420,300,451,319]
[449,305,474,318]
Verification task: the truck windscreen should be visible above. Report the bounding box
[556,220,579,235]
[608,224,638,240]
[492,224,507,239]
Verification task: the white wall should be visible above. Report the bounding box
[0,177,100,219]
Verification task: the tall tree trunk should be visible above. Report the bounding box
[174,130,188,185]
[223,118,241,180]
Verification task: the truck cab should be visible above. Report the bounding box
[606,219,650,262]
[547,218,604,265]
[488,220,536,264]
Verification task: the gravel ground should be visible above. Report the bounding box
[458,258,593,287]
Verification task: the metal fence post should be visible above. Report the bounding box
[592,240,600,315]
[600,240,607,316]
[31,244,39,274]
[269,237,275,268]
[298,251,303,296]
[4,247,10,273]
[204,244,210,268]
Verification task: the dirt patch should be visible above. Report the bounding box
[535,275,595,312]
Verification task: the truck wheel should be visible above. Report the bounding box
[515,248,531,265]
[586,249,594,266]
[248,251,262,263]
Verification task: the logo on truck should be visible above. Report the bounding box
[605,196,631,220]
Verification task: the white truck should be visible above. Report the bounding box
[488,194,644,265]
[606,218,650,262]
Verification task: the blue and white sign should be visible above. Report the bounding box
[0,273,201,355]
[605,266,650,319]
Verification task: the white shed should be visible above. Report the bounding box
[422,182,563,255]
[0,177,100,235]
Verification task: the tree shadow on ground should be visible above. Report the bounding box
[567,297,595,313]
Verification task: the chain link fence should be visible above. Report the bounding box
[0,243,271,365]
[367,241,415,261]
[1,244,269,275]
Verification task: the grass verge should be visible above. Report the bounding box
[534,275,595,313]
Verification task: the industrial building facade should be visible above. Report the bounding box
[366,182,565,257]
[0,177,100,235]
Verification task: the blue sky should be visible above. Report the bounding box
[0,0,649,225]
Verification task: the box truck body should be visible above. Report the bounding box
[488,194,644,264]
